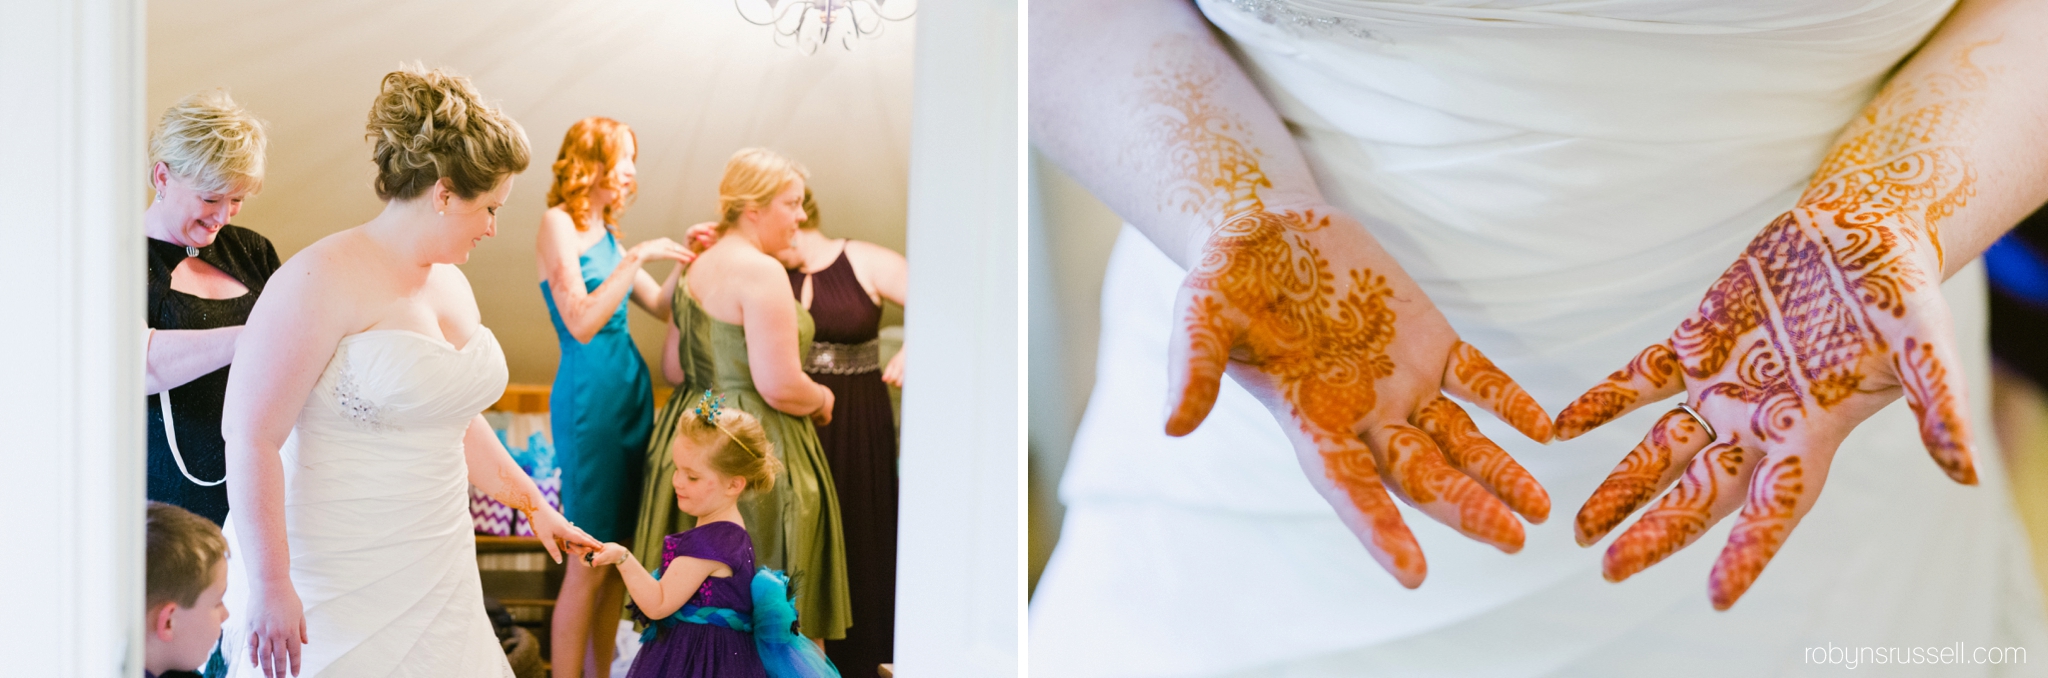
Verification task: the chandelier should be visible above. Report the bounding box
[735,0,916,53]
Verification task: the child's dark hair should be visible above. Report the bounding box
[675,396,780,496]
[146,501,228,611]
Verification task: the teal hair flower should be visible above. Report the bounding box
[693,390,726,425]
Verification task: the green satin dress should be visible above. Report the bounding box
[631,277,852,640]
[630,284,714,570]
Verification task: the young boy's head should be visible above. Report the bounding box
[145,501,229,674]
[672,398,779,517]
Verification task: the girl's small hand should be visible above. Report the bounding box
[588,543,630,567]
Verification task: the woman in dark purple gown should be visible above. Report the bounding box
[781,191,904,678]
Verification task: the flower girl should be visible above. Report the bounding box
[588,393,839,678]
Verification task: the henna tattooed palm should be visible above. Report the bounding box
[1555,46,1991,610]
[1144,39,1554,588]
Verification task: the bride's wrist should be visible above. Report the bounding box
[250,572,295,594]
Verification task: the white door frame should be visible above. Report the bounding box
[0,0,1015,675]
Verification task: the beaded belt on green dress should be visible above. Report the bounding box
[804,339,881,375]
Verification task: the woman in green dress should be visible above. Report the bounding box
[632,147,849,642]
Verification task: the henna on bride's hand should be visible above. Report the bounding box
[1555,343,1682,440]
[1444,343,1554,443]
[1412,397,1549,524]
[1145,38,1550,582]
[1567,44,1993,609]
[493,466,542,516]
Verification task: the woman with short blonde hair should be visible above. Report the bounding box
[145,89,280,530]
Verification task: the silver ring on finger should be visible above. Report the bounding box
[1675,402,1717,443]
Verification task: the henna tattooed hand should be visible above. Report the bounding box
[528,506,601,564]
[1135,36,1552,588]
[1167,206,1556,588]
[1556,47,1990,610]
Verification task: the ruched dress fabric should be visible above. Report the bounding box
[543,230,654,544]
[789,248,898,676]
[220,328,513,677]
[624,521,768,678]
[1029,1,2048,676]
[681,287,853,640]
[632,272,719,570]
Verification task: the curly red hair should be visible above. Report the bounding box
[545,117,637,232]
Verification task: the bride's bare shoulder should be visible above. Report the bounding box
[259,228,384,306]
[272,228,363,278]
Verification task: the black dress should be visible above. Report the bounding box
[788,246,897,678]
[146,225,280,525]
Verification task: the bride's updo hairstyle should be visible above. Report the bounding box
[715,147,807,233]
[365,64,530,202]
[676,405,780,497]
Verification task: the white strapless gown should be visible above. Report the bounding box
[221,328,513,677]
[1031,1,2048,676]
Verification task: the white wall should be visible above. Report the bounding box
[893,0,1021,674]
[1024,151,1123,593]
[0,0,1017,674]
[0,0,146,673]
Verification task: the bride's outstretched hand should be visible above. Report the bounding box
[527,506,600,564]
[1555,205,1973,610]
[1166,205,1555,588]
[1553,43,1999,609]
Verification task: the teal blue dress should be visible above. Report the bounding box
[543,230,653,543]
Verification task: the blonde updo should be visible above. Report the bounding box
[675,400,780,496]
[716,148,807,232]
[365,64,530,202]
[149,89,267,196]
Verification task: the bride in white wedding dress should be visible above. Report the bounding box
[216,65,599,678]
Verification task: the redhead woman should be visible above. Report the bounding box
[535,116,692,678]
[217,65,597,678]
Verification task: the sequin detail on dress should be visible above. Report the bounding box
[331,350,388,432]
[1218,0,1375,40]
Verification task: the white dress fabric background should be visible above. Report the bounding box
[1030,0,2048,675]
[221,329,515,677]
